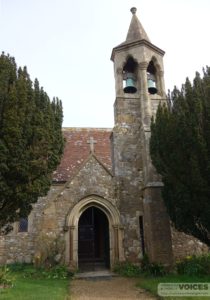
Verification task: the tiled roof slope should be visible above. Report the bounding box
[53,128,113,182]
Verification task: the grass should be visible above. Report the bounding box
[0,267,70,300]
[113,255,210,299]
[137,274,210,300]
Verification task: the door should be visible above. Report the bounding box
[78,206,110,270]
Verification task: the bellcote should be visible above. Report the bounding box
[111,8,167,101]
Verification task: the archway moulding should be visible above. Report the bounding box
[65,195,124,269]
[66,195,121,228]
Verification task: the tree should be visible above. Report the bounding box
[150,67,210,246]
[0,53,64,232]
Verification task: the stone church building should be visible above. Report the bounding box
[0,8,208,269]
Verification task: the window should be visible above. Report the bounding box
[18,217,28,232]
[139,216,145,255]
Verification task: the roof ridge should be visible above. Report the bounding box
[62,127,113,132]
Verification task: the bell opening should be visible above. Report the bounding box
[123,57,137,94]
[147,61,158,95]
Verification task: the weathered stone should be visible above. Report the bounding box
[0,8,208,269]
[171,227,209,260]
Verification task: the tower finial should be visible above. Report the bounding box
[130,7,137,15]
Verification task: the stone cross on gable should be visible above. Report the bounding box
[87,136,97,153]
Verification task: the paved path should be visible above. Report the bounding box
[70,276,157,300]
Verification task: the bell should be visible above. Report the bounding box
[123,73,137,93]
[147,74,157,94]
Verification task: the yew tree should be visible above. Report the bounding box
[0,53,64,232]
[150,67,210,246]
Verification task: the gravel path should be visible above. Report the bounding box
[70,277,157,300]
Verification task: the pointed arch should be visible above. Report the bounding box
[147,56,163,95]
[122,56,139,94]
[65,195,124,269]
[149,56,161,72]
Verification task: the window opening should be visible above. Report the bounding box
[18,217,28,232]
[147,61,157,94]
[123,57,137,93]
[139,216,145,255]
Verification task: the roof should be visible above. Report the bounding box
[53,128,112,182]
[125,7,150,44]
[111,7,165,60]
[114,7,150,49]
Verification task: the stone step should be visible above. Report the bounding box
[74,270,117,280]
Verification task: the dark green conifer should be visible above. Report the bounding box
[150,67,210,246]
[0,53,64,232]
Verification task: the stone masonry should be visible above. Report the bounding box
[0,8,208,267]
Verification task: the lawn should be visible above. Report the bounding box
[0,268,70,300]
[137,274,210,300]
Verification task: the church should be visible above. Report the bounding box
[0,8,207,270]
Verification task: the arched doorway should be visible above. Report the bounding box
[78,206,110,271]
[66,195,124,270]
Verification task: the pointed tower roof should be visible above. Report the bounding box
[111,7,164,61]
[125,7,150,43]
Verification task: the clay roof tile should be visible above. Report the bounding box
[53,128,112,182]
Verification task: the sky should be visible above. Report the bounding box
[1,0,210,128]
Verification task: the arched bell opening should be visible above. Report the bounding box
[123,56,138,94]
[147,60,158,95]
[78,206,110,271]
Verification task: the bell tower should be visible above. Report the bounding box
[111,8,173,264]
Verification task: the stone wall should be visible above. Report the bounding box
[112,95,144,262]
[0,185,64,265]
[0,154,117,265]
[1,234,34,264]
[171,227,209,260]
[0,236,6,264]
[143,186,173,265]
[0,137,209,266]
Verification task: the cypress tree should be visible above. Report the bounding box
[0,53,64,232]
[150,67,210,246]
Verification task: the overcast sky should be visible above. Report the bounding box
[1,0,210,127]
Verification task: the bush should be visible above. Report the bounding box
[114,261,141,277]
[40,265,70,279]
[176,254,210,276]
[141,254,166,277]
[0,266,14,287]
[114,256,168,278]
[146,262,166,277]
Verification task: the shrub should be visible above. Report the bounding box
[114,261,141,277]
[141,254,167,277]
[146,262,166,277]
[176,254,210,276]
[0,266,14,287]
[41,265,70,279]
